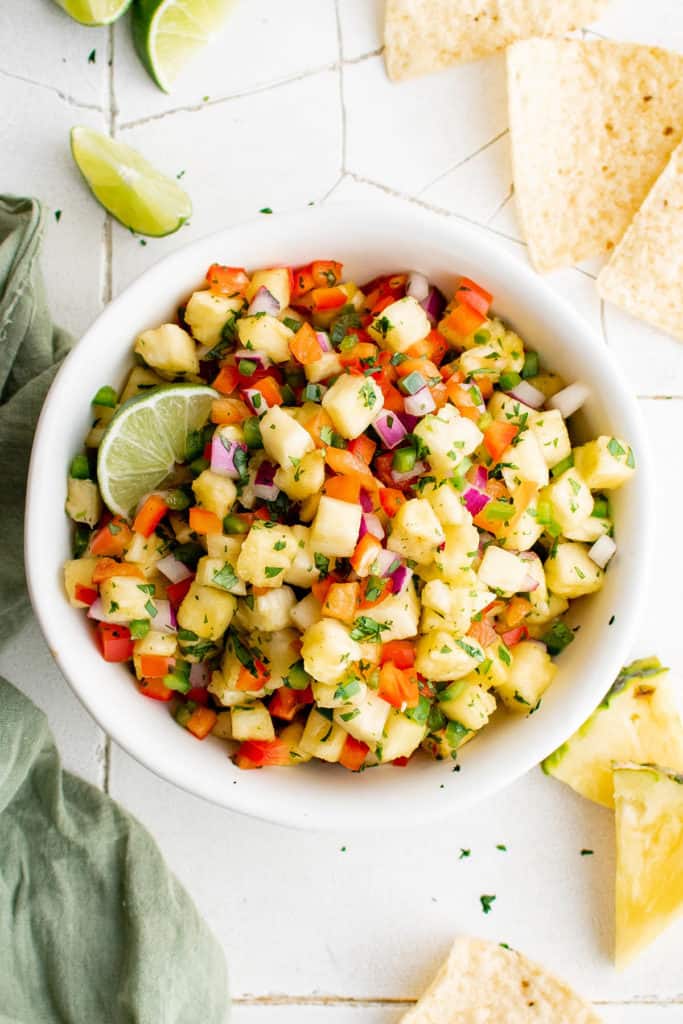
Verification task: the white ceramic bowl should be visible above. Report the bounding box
[26,200,652,830]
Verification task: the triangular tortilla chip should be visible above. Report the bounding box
[384,0,610,81]
[507,39,683,271]
[400,936,601,1023]
[598,140,683,340]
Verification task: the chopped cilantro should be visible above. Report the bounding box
[480,894,496,914]
[264,566,283,579]
[459,848,471,860]
[607,437,625,458]
[212,563,239,590]
[314,552,330,578]
[350,616,389,642]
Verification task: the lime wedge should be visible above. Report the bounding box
[132,0,238,93]
[70,126,192,237]
[54,0,131,25]
[97,384,216,517]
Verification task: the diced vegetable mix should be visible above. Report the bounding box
[64,261,636,771]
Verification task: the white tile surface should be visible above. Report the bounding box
[4,0,683,1016]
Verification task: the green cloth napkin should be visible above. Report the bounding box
[0,196,229,1024]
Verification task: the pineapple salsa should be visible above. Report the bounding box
[63,260,636,771]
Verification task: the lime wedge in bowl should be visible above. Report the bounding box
[71,126,192,236]
[97,384,216,517]
[54,0,131,24]
[132,0,238,93]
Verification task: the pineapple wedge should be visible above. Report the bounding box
[614,763,683,968]
[543,658,683,807]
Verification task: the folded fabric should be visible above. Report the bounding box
[0,196,228,1023]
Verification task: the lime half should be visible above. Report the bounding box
[98,384,216,517]
[71,126,192,237]
[54,0,131,25]
[132,0,238,93]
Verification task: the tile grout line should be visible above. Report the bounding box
[418,129,509,196]
[334,0,347,178]
[230,995,683,1007]
[0,65,104,112]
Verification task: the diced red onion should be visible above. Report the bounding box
[248,286,280,317]
[156,554,194,583]
[374,548,402,577]
[478,531,495,555]
[372,409,408,449]
[548,382,590,419]
[588,534,616,569]
[397,410,420,432]
[472,465,488,490]
[87,598,111,622]
[420,286,446,325]
[154,599,177,634]
[243,388,269,417]
[189,661,211,688]
[391,460,426,485]
[315,331,332,353]
[358,512,384,542]
[520,574,540,593]
[211,435,247,478]
[234,348,271,370]
[391,564,412,594]
[404,387,436,417]
[463,487,491,517]
[407,271,430,303]
[359,490,374,513]
[507,380,545,409]
[253,461,280,502]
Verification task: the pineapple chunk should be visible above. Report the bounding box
[170,512,194,544]
[299,708,348,762]
[573,436,636,490]
[486,391,532,421]
[279,720,313,763]
[378,711,427,762]
[99,577,156,622]
[234,587,296,632]
[458,319,524,374]
[211,711,233,740]
[540,469,593,539]
[195,556,246,596]
[415,631,484,682]
[299,492,320,522]
[387,498,444,565]
[231,701,275,742]
[63,557,98,607]
[184,290,243,347]
[132,630,177,679]
[322,374,384,439]
[334,690,392,747]
[517,552,549,619]
[313,674,367,709]
[478,546,532,596]
[124,531,167,573]
[65,478,102,527]
[528,371,565,399]
[568,516,612,543]
[246,267,291,310]
[421,479,468,528]
[614,763,683,967]
[439,680,496,730]
[310,495,362,558]
[134,323,199,376]
[290,592,322,632]
[283,525,323,587]
[368,296,430,352]
[414,404,482,478]
[301,618,361,684]
[119,365,165,403]
[499,506,544,552]
[526,593,569,629]
[370,583,421,641]
[305,351,344,383]
[544,541,604,598]
[530,409,571,469]
[177,581,236,640]
[495,641,556,712]
[427,521,480,584]
[236,314,293,363]
[209,664,265,705]
[192,469,237,519]
[206,534,244,561]
[274,449,325,501]
[236,523,297,588]
[421,580,493,635]
[501,430,549,491]
[260,406,314,467]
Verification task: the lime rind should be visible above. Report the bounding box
[97,384,216,517]
[54,0,132,25]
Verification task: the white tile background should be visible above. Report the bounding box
[2,0,683,1019]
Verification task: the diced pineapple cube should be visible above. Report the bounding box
[540,469,593,539]
[246,268,291,310]
[278,720,313,763]
[421,479,468,527]
[439,680,497,730]
[304,351,344,383]
[283,525,323,587]
[177,581,236,640]
[334,690,392,747]
[234,586,296,632]
[500,506,544,552]
[301,618,361,684]
[574,436,636,490]
[427,521,480,584]
[192,469,237,519]
[290,592,322,632]
[370,584,421,641]
[195,556,246,595]
[516,552,549,619]
[274,450,325,501]
[99,577,156,622]
[119,365,165,403]
[495,641,557,712]
[414,404,483,478]
[260,406,315,467]
[134,323,199,376]
[235,523,297,588]
[368,296,430,352]
[415,631,484,682]
[211,711,233,740]
[184,290,243,347]
[206,534,244,561]
[544,541,604,598]
[299,492,320,522]
[526,592,569,628]
[65,478,102,527]
[231,701,275,742]
[529,409,571,469]
[378,711,427,762]
[478,546,531,595]
[421,580,493,635]
[486,391,531,421]
[527,372,565,399]
[132,630,177,679]
[501,430,549,491]
[124,531,167,572]
[257,629,301,689]
[63,557,98,607]
[236,314,293,363]
[569,516,612,543]
[298,708,348,762]
[387,498,444,565]
[209,662,265,705]
[313,674,367,709]
[310,495,362,558]
[322,374,384,439]
[456,319,524,374]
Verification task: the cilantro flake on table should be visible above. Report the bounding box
[496,844,507,852]
[259,207,273,214]
[87,48,96,63]
[581,849,594,856]
[480,894,496,914]
[54,210,62,223]
[459,848,471,860]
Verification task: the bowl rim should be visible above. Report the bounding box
[25,199,654,829]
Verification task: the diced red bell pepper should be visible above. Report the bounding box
[211,397,250,425]
[251,375,283,407]
[407,329,451,366]
[189,507,223,535]
[186,686,210,706]
[206,264,250,297]
[311,260,343,288]
[291,264,316,299]
[133,494,168,538]
[139,654,174,678]
[483,421,519,463]
[289,322,324,365]
[380,639,416,669]
[379,486,406,517]
[442,302,487,338]
[212,365,240,395]
[324,475,362,504]
[348,434,377,466]
[378,662,420,709]
[74,583,98,606]
[269,685,314,721]
[350,534,382,577]
[236,659,270,692]
[234,738,292,769]
[90,516,132,557]
[392,756,410,767]
[456,276,493,316]
[185,705,218,739]
[500,625,528,648]
[322,581,360,624]
[467,618,499,649]
[357,575,393,611]
[166,575,194,609]
[339,735,370,772]
[137,677,173,701]
[311,286,347,311]
[98,622,133,663]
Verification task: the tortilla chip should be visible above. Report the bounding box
[384,0,610,81]
[399,936,601,1023]
[508,39,683,272]
[597,140,683,340]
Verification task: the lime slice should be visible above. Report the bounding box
[132,0,238,93]
[54,0,131,25]
[70,126,192,237]
[97,384,216,517]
